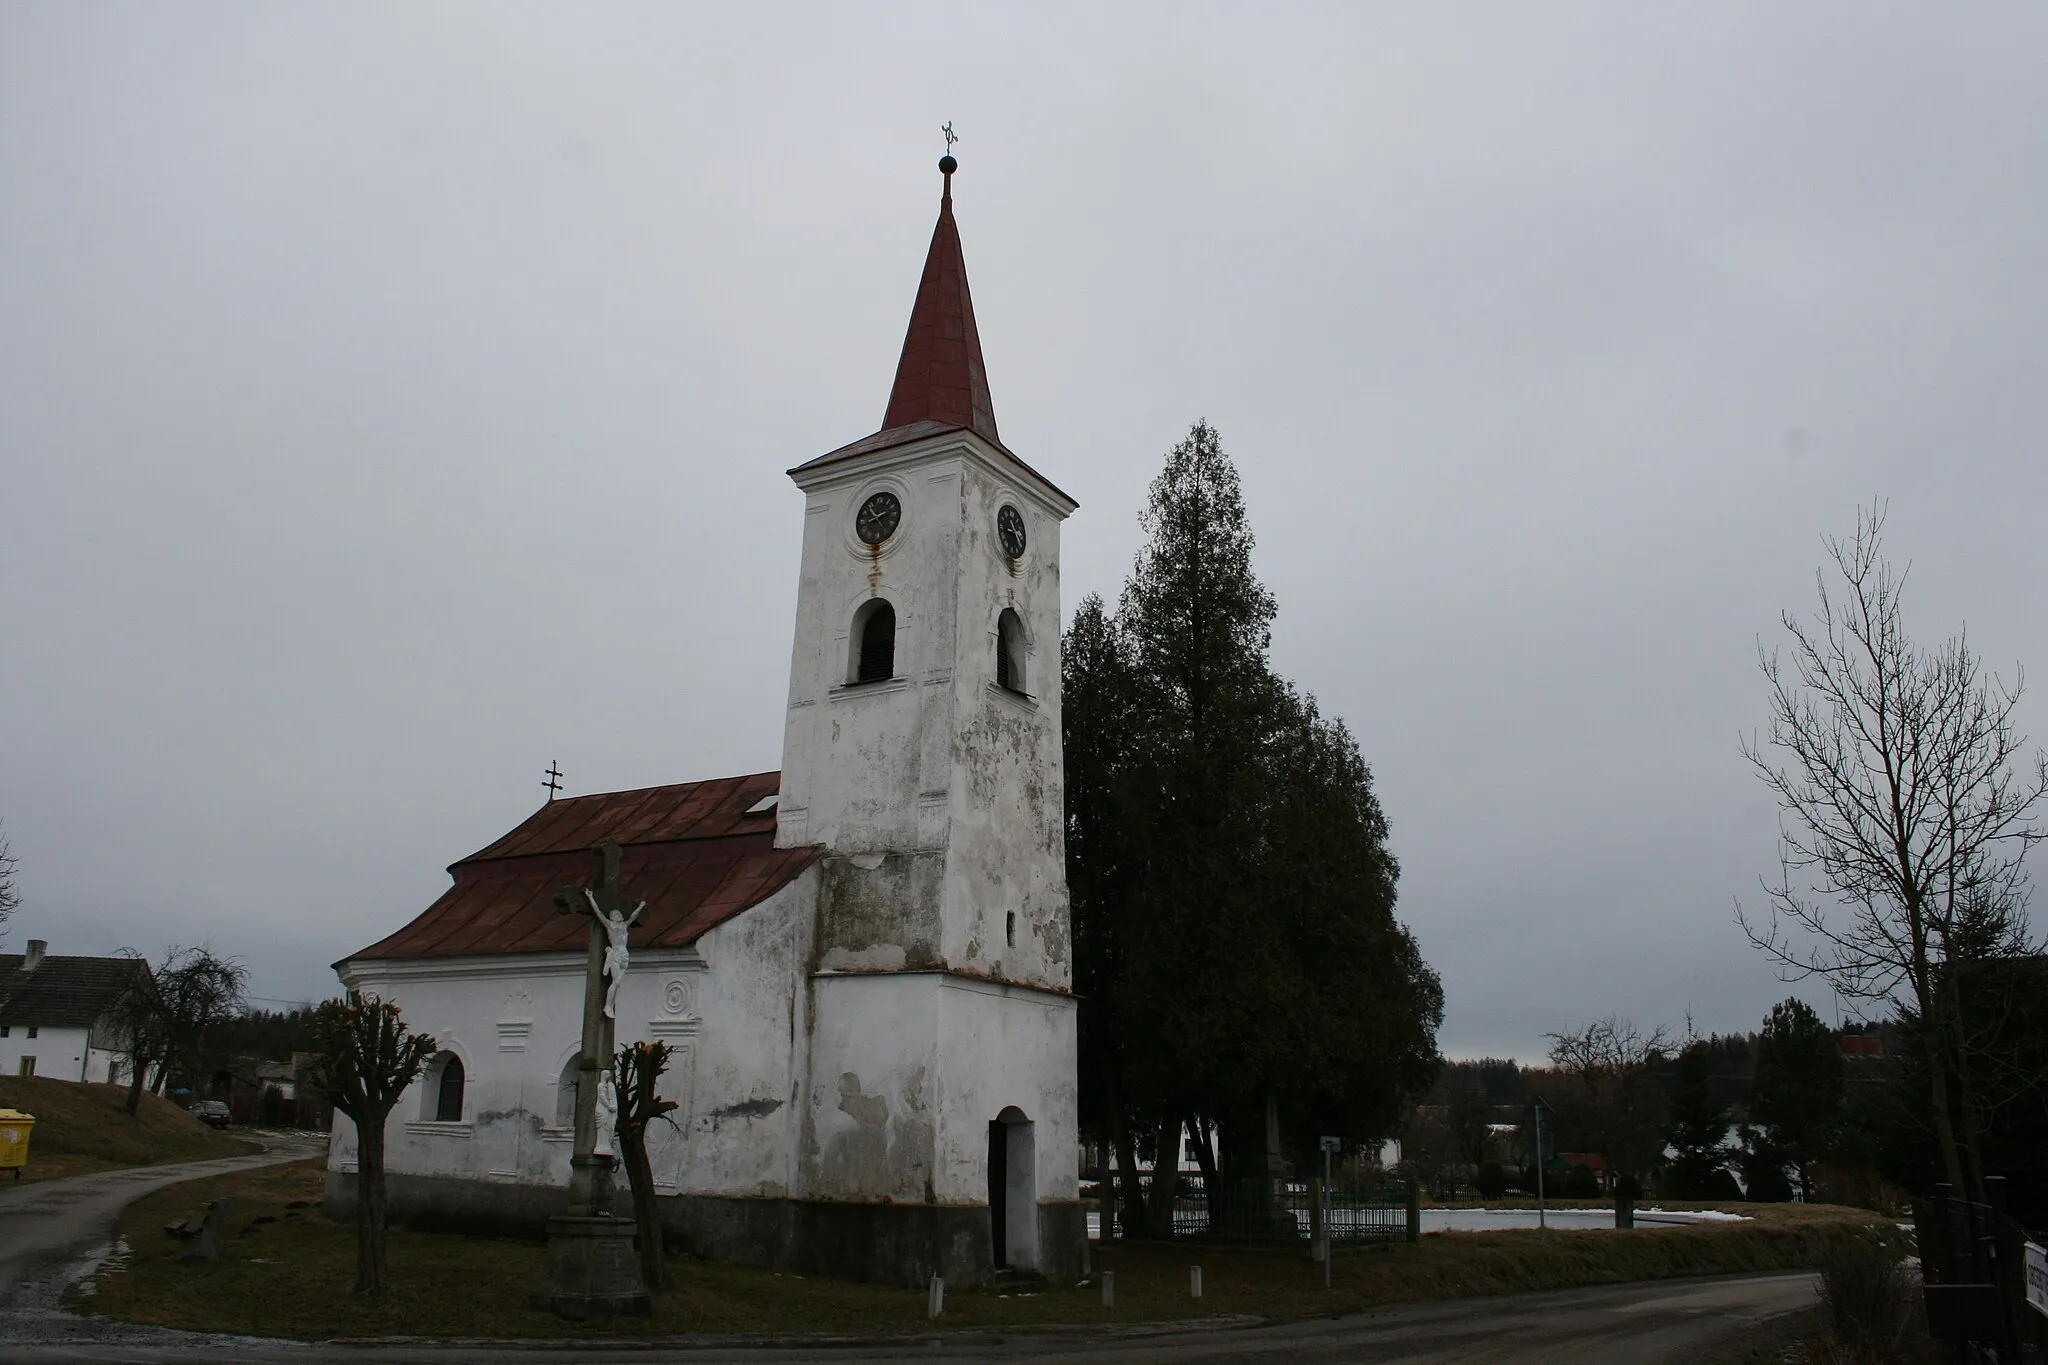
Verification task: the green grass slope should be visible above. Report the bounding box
[0,1074,260,1182]
[77,1159,1898,1342]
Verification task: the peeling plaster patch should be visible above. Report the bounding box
[837,1073,888,1127]
[850,853,886,871]
[709,1097,784,1120]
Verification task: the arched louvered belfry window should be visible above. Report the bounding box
[852,599,896,683]
[432,1053,465,1122]
[996,608,1026,693]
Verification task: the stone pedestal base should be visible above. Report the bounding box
[528,1214,650,1319]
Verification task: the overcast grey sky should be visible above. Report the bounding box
[4,4,2044,1061]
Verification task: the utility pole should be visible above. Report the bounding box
[1532,1096,1549,1239]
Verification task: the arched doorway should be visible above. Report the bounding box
[987,1105,1038,1272]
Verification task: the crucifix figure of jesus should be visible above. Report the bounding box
[552,838,644,1214]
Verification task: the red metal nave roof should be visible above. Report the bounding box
[345,772,819,963]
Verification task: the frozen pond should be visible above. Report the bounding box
[1418,1206,1749,1231]
[1085,1206,1748,1239]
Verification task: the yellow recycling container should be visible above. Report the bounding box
[0,1109,33,1176]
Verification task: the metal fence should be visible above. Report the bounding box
[1108,1172,1412,1248]
[1913,1176,2047,1358]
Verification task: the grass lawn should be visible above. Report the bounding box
[0,1075,260,1183]
[74,1158,1901,1342]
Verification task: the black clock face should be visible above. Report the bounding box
[997,504,1027,559]
[856,491,901,546]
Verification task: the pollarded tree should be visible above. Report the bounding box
[306,993,436,1295]
[1750,998,1845,1201]
[612,1040,679,1291]
[1739,503,2047,1198]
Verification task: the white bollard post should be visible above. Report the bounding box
[1101,1269,1115,1307]
[927,1274,944,1319]
[1190,1265,1203,1298]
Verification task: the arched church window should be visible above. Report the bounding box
[555,1055,579,1128]
[995,608,1026,693]
[426,1052,464,1122]
[851,599,896,683]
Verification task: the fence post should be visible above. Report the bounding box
[1405,1176,1421,1244]
[1189,1265,1202,1298]
[1102,1269,1115,1308]
[927,1274,944,1319]
[1309,1171,1325,1261]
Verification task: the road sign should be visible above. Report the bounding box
[1320,1136,1342,1154]
[2026,1241,2047,1319]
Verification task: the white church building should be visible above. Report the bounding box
[325,157,1082,1287]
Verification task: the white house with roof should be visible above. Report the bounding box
[0,940,147,1084]
[326,156,1081,1287]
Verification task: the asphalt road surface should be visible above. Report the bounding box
[0,1131,326,1358]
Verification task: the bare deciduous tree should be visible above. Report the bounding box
[0,821,19,938]
[109,946,248,1114]
[1739,503,2047,1198]
[1545,1016,1671,1187]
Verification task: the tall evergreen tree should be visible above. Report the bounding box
[1065,420,1441,1229]
[1750,998,1845,1200]
[1664,1040,1731,1197]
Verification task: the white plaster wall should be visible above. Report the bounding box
[798,971,940,1203]
[0,1025,95,1082]
[941,458,1071,990]
[932,976,1078,1208]
[329,871,818,1201]
[799,971,1076,1216]
[779,431,1075,991]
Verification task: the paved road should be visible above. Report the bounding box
[3,1262,1815,1364]
[0,1132,325,1356]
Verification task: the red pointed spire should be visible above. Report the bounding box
[881,156,999,444]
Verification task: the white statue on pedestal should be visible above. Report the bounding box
[593,1069,618,1157]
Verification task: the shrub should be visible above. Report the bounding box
[1817,1236,1911,1354]
[1745,1161,1794,1203]
[1563,1163,1601,1198]
[1704,1169,1744,1202]
[1475,1162,1508,1200]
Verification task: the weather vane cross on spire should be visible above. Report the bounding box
[941,121,958,153]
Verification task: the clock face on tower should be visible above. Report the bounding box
[856,491,901,546]
[997,504,1027,559]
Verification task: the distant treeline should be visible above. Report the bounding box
[209,1007,321,1062]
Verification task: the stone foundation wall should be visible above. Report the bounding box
[324,1170,1084,1288]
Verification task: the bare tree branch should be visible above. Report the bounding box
[1736,502,2048,1196]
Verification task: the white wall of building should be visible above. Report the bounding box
[778,431,1076,991]
[0,1024,120,1083]
[798,971,1076,1242]
[330,872,818,1199]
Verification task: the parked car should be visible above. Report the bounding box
[192,1101,231,1129]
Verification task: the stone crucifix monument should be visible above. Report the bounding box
[529,838,652,1319]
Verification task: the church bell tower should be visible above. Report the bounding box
[774,154,1081,1282]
